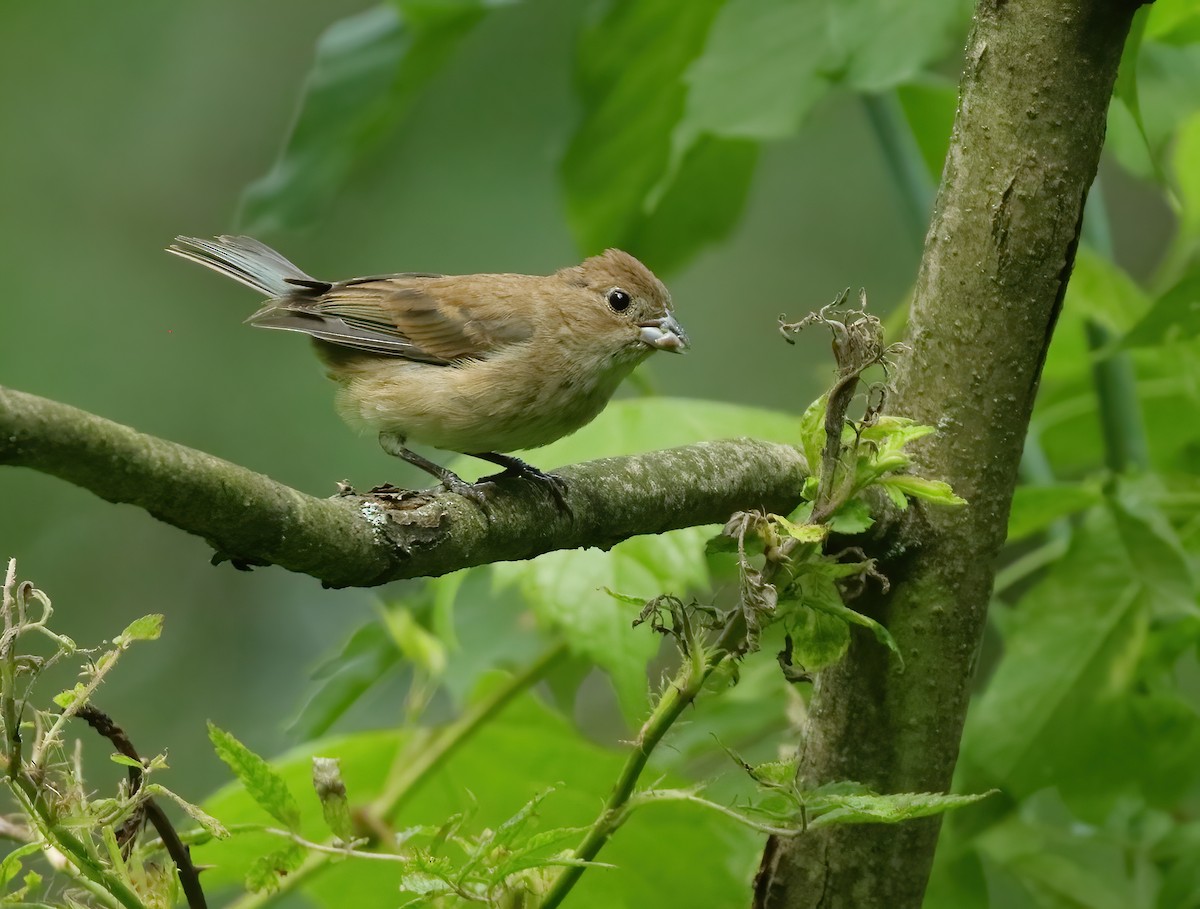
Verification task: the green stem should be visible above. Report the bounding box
[377,642,569,820]
[1085,321,1150,473]
[224,642,568,909]
[862,92,935,246]
[539,652,726,909]
[1081,175,1150,474]
[6,775,149,909]
[992,537,1070,596]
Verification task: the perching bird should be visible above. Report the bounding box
[168,236,687,505]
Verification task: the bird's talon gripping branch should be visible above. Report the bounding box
[474,452,572,516]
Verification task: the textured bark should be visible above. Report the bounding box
[755,1,1144,906]
[0,385,807,588]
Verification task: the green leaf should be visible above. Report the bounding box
[829,498,874,534]
[0,844,40,889]
[246,843,307,894]
[810,789,992,829]
[676,0,967,144]
[626,135,759,274]
[1005,484,1100,543]
[562,0,728,259]
[1107,38,1200,184]
[803,580,901,662]
[785,605,851,671]
[960,511,1151,805]
[381,608,446,676]
[1110,483,1197,615]
[602,588,650,608]
[1173,112,1200,242]
[1063,247,1149,335]
[53,682,87,710]
[677,0,838,146]
[240,2,505,233]
[975,813,1140,909]
[198,689,761,909]
[1146,0,1200,46]
[480,397,799,722]
[896,79,958,180]
[114,613,163,645]
[493,535,686,721]
[208,722,303,832]
[291,619,404,739]
[1113,6,1153,179]
[143,783,230,839]
[797,394,827,476]
[770,514,829,543]
[823,1,971,94]
[1122,270,1200,348]
[877,474,965,508]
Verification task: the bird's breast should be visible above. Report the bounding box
[327,341,646,454]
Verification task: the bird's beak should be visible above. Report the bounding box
[637,314,689,353]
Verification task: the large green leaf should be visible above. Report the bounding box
[960,510,1149,800]
[975,812,1140,909]
[1146,0,1200,47]
[562,0,968,273]
[676,0,966,145]
[964,503,1200,820]
[561,0,738,270]
[1005,484,1101,543]
[483,397,801,722]
[1106,38,1200,183]
[896,80,958,180]
[240,1,507,233]
[625,135,759,274]
[1173,111,1200,242]
[199,682,761,908]
[1122,269,1200,348]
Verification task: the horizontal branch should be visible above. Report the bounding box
[0,385,808,588]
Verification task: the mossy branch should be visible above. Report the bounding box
[0,384,808,588]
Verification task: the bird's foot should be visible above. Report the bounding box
[440,473,494,513]
[378,433,492,516]
[477,455,571,516]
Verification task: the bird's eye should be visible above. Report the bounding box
[607,288,632,312]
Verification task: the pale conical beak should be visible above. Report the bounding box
[637,314,689,353]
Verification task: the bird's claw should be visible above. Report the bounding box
[441,475,494,515]
[482,464,571,516]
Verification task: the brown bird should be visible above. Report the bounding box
[168,236,687,505]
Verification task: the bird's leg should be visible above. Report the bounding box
[470,452,571,514]
[378,432,489,508]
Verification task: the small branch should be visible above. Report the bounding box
[74,706,208,909]
[1080,175,1150,474]
[0,385,808,589]
[540,645,726,909]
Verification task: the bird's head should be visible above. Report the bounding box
[557,249,688,360]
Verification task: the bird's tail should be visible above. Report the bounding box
[167,235,324,297]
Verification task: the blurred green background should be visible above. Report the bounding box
[0,0,931,795]
[8,2,1200,907]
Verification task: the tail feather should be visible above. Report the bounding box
[168,235,323,297]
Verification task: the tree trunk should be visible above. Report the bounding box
[754,0,1145,905]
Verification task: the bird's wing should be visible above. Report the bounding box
[246,275,535,365]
